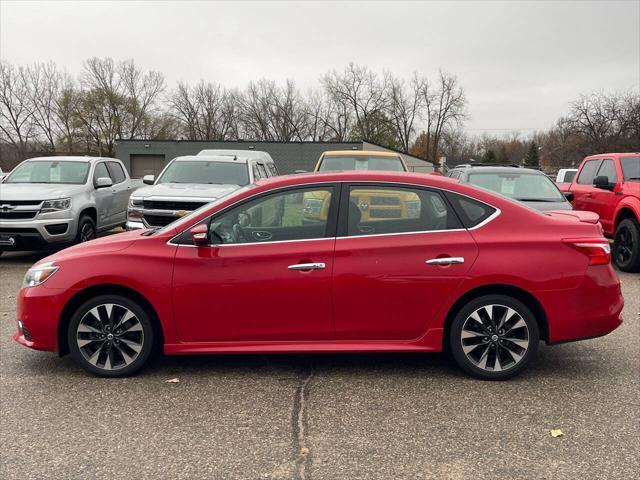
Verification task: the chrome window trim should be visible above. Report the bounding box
[167,180,502,247]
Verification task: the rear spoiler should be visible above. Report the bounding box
[545,210,600,224]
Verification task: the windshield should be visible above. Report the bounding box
[318,155,405,172]
[157,160,250,185]
[468,172,565,202]
[5,160,89,184]
[620,157,640,181]
[151,185,253,236]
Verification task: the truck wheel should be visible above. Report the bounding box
[614,218,640,272]
[76,215,96,243]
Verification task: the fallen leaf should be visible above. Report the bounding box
[165,378,180,383]
[300,447,310,455]
[549,429,564,438]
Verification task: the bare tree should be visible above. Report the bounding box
[0,62,36,159]
[386,73,423,152]
[119,60,165,139]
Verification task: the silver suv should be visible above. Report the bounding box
[0,156,141,253]
[127,151,278,229]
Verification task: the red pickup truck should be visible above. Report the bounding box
[559,153,640,272]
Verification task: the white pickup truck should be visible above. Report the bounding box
[0,156,142,253]
[127,150,278,229]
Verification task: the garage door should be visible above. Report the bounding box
[130,154,166,178]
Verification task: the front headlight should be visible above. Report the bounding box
[22,262,59,288]
[129,196,143,208]
[41,198,71,213]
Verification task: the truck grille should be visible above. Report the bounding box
[144,215,176,227]
[370,208,402,218]
[0,200,42,206]
[370,196,400,206]
[0,211,38,220]
[143,200,208,211]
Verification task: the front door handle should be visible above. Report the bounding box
[426,257,465,265]
[288,262,326,271]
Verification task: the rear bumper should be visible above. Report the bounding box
[540,265,624,344]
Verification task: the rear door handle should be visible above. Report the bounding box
[288,263,326,271]
[426,257,465,265]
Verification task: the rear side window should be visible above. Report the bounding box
[620,157,640,181]
[268,163,278,176]
[344,185,461,236]
[446,192,497,228]
[107,161,126,184]
[596,159,618,183]
[577,160,602,184]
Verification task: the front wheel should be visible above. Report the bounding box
[614,218,640,272]
[68,295,154,377]
[449,295,539,380]
[75,214,96,243]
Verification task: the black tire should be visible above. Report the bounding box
[449,294,539,380]
[67,294,154,377]
[75,214,97,244]
[613,218,640,273]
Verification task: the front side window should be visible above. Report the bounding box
[596,159,618,183]
[5,160,90,184]
[318,155,405,172]
[345,186,460,236]
[107,161,126,184]
[209,187,334,244]
[577,160,602,185]
[257,163,268,178]
[93,162,112,184]
[157,160,250,186]
[620,157,640,181]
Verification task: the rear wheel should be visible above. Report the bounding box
[449,295,539,380]
[613,218,640,272]
[67,295,154,377]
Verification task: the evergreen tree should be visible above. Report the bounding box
[482,149,497,163]
[524,141,540,168]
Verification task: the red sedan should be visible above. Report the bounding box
[13,171,623,380]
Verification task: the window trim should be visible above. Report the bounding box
[92,161,113,187]
[168,180,501,246]
[595,158,618,183]
[106,161,126,185]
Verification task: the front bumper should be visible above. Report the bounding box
[13,285,69,352]
[0,216,77,250]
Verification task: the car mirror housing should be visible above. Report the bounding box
[594,175,614,191]
[190,224,209,245]
[95,177,113,189]
[143,175,155,185]
[563,191,574,202]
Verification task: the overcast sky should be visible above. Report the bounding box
[1,0,638,136]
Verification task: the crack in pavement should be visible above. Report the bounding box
[292,362,314,480]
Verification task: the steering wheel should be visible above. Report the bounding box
[232,223,246,243]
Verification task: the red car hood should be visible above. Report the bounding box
[544,210,600,224]
[37,230,144,265]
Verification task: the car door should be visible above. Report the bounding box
[331,183,479,340]
[588,158,620,233]
[172,184,339,343]
[106,161,130,226]
[571,159,602,212]
[92,161,115,228]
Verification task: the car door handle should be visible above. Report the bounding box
[288,262,326,271]
[426,257,465,265]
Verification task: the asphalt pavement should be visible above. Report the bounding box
[1,250,638,479]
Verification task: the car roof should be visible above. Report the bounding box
[321,150,402,158]
[23,156,115,163]
[173,155,250,164]
[197,149,272,161]
[255,170,457,188]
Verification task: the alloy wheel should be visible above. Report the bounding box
[460,304,530,372]
[76,303,144,371]
[80,223,96,242]
[615,226,633,265]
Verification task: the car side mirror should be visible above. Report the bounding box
[143,175,155,185]
[95,177,113,189]
[563,192,574,202]
[189,224,209,245]
[594,175,614,191]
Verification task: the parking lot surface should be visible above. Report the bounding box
[1,250,638,480]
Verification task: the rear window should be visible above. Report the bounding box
[446,192,497,228]
[318,155,405,172]
[620,157,640,181]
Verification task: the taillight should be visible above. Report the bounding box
[563,239,611,265]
